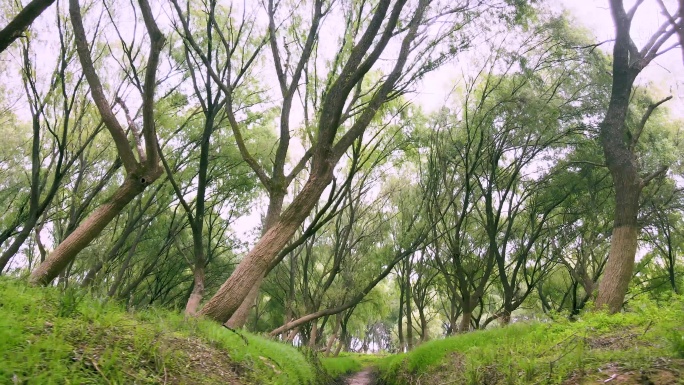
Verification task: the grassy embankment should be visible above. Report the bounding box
[377,300,684,384]
[5,275,682,385]
[0,278,353,385]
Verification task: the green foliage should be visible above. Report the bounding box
[378,298,684,384]
[0,278,324,385]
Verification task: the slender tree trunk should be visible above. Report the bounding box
[406,274,413,351]
[398,278,404,351]
[325,315,341,356]
[29,177,145,285]
[308,321,318,348]
[184,220,207,315]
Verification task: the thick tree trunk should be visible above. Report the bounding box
[29,177,145,286]
[593,0,673,313]
[595,184,640,312]
[459,311,471,333]
[225,190,285,328]
[199,172,332,323]
[224,274,263,327]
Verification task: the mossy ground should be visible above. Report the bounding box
[0,278,320,385]
[378,300,684,384]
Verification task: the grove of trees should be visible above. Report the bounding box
[1,0,683,353]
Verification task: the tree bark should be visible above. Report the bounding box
[595,189,639,312]
[225,191,285,327]
[459,310,471,333]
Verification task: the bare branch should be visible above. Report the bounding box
[69,0,138,173]
[641,164,668,187]
[630,95,672,150]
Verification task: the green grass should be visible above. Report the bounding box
[0,278,319,384]
[320,355,363,378]
[378,299,684,384]
[321,353,387,382]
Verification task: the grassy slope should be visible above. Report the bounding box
[0,278,322,385]
[379,300,684,385]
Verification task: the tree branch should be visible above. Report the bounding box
[630,95,672,150]
[69,0,138,173]
[0,0,55,53]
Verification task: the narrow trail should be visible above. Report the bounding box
[344,367,376,385]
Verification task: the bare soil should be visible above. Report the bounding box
[345,367,376,385]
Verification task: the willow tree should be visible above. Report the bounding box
[173,0,483,324]
[594,0,680,312]
[29,0,166,285]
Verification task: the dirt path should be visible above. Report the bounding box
[345,367,376,385]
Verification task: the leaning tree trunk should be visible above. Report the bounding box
[29,177,145,285]
[224,191,284,327]
[199,171,332,323]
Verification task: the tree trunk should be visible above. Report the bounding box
[406,277,413,351]
[224,273,263,328]
[185,264,206,316]
[398,278,405,351]
[199,171,332,323]
[225,189,285,328]
[325,315,341,356]
[29,177,145,286]
[459,311,471,333]
[595,186,639,312]
[308,321,318,348]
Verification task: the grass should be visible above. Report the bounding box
[378,299,684,384]
[320,355,363,378]
[0,278,320,385]
[321,353,387,382]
